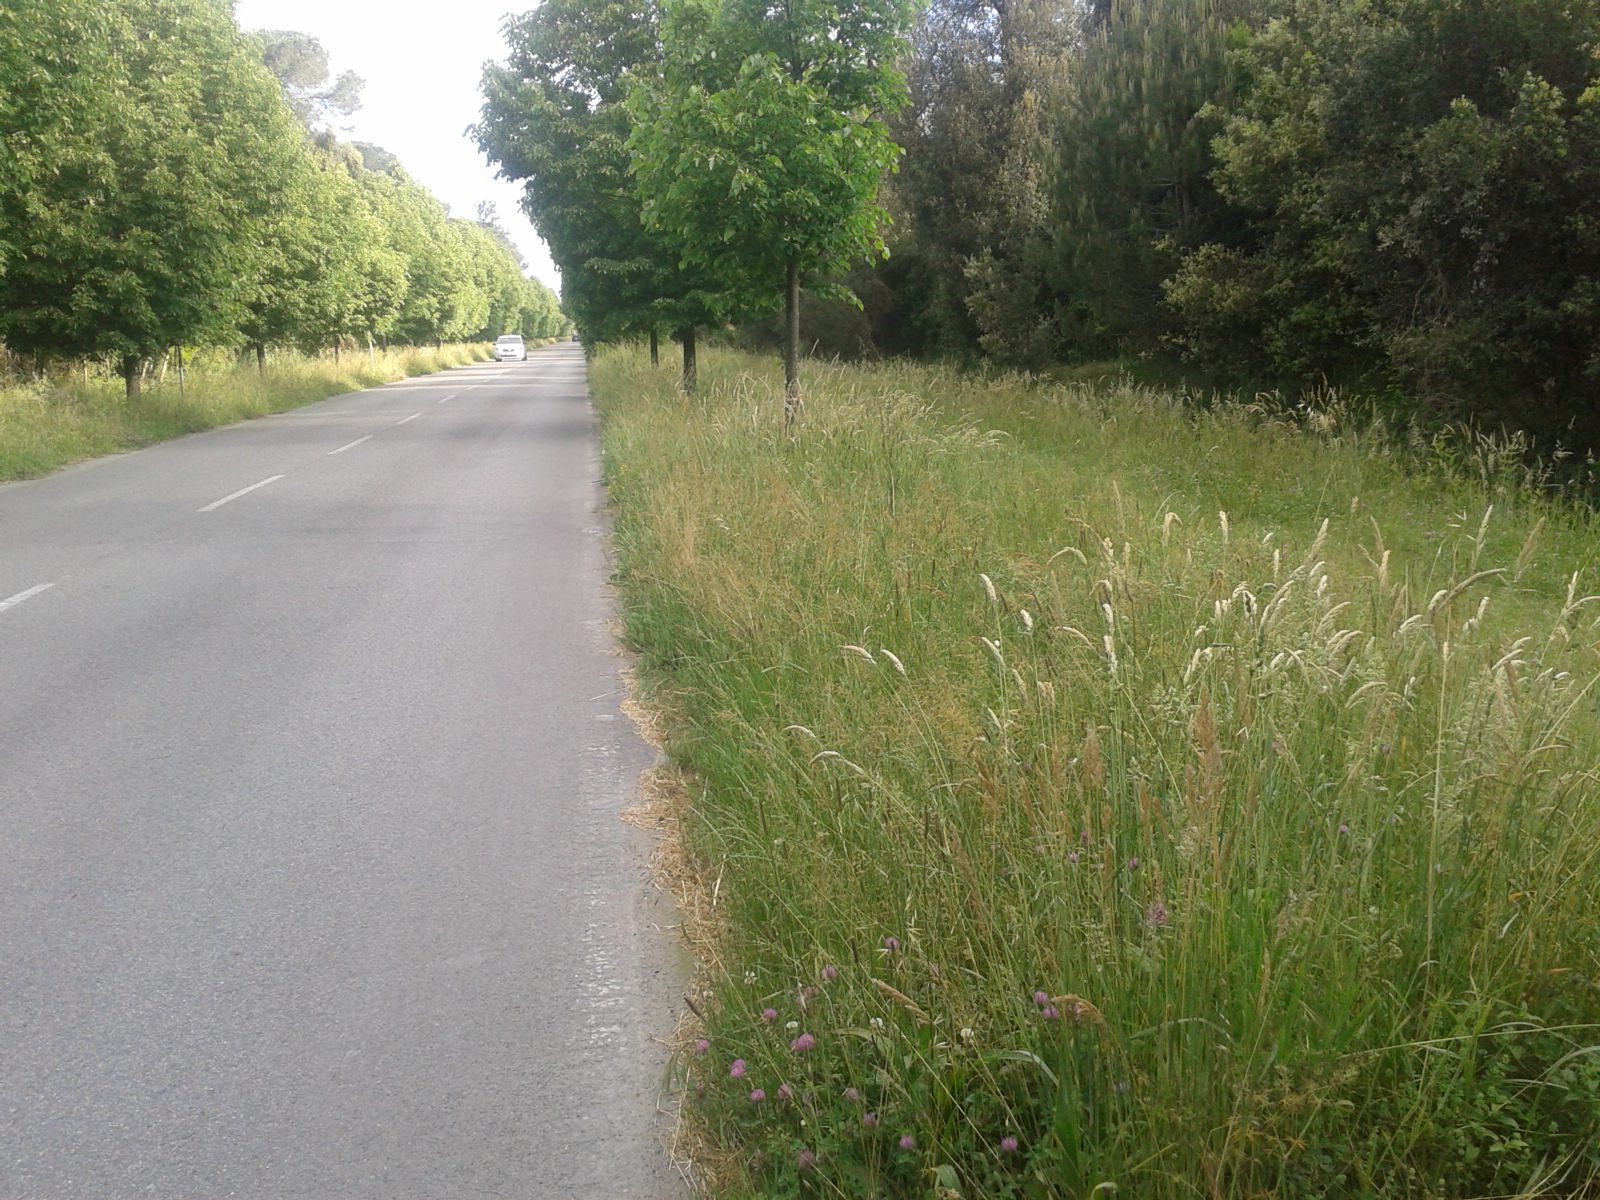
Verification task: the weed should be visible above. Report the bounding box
[597,347,1600,1199]
[0,344,493,481]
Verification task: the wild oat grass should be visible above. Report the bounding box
[596,348,1600,1199]
[0,343,492,480]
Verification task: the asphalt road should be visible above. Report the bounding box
[0,344,686,1198]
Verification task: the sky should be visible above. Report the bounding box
[232,0,560,292]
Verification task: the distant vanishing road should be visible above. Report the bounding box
[0,344,686,1198]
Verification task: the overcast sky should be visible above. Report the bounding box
[233,0,560,292]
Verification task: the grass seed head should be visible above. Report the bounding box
[872,977,932,1024]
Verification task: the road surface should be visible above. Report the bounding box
[0,344,686,1198]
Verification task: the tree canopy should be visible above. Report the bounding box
[473,0,1600,454]
[0,2,559,394]
[626,0,920,400]
[0,0,306,390]
[1166,0,1600,447]
[477,0,917,394]
[475,0,720,384]
[255,28,364,130]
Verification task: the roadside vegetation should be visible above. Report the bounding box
[0,344,495,481]
[595,345,1600,1198]
[1,1,565,403]
[484,0,1600,464]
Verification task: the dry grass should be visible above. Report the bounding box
[0,344,492,480]
[619,663,744,1197]
[595,345,1600,1199]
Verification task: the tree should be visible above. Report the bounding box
[1166,0,1600,449]
[457,217,521,340]
[627,0,920,408]
[474,201,526,270]
[880,0,1074,360]
[347,165,411,344]
[237,140,399,367]
[514,277,565,339]
[0,0,313,396]
[253,28,364,131]
[362,163,477,346]
[476,0,720,387]
[1043,0,1255,360]
[463,203,575,342]
[351,140,401,174]
[0,0,124,287]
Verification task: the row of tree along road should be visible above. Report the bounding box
[0,0,566,398]
[475,0,920,412]
[478,0,1600,460]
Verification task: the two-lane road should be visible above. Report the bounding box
[0,345,685,1198]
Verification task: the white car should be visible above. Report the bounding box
[493,334,527,361]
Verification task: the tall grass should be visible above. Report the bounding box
[595,347,1600,1199]
[0,343,492,480]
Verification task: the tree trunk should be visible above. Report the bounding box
[254,342,266,376]
[649,328,659,367]
[784,256,801,424]
[176,345,185,400]
[122,355,142,401]
[332,339,341,363]
[678,327,697,394]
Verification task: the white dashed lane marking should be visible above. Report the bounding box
[0,583,55,614]
[198,475,285,513]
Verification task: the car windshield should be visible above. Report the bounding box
[497,336,521,344]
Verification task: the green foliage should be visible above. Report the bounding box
[897,1,1077,367]
[625,0,919,387]
[346,164,412,342]
[475,0,717,345]
[961,81,1072,369]
[595,344,1600,1197]
[1047,0,1256,357]
[627,50,903,300]
[1167,0,1600,448]
[360,164,477,346]
[862,0,1600,457]
[239,143,403,354]
[0,0,306,367]
[253,28,363,130]
[0,3,509,375]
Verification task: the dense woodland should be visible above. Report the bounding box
[478,0,1600,456]
[0,0,566,398]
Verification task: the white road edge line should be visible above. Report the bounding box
[0,583,55,614]
[329,435,374,455]
[198,475,285,513]
[397,412,422,425]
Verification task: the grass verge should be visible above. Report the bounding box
[595,346,1600,1199]
[0,343,494,481]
